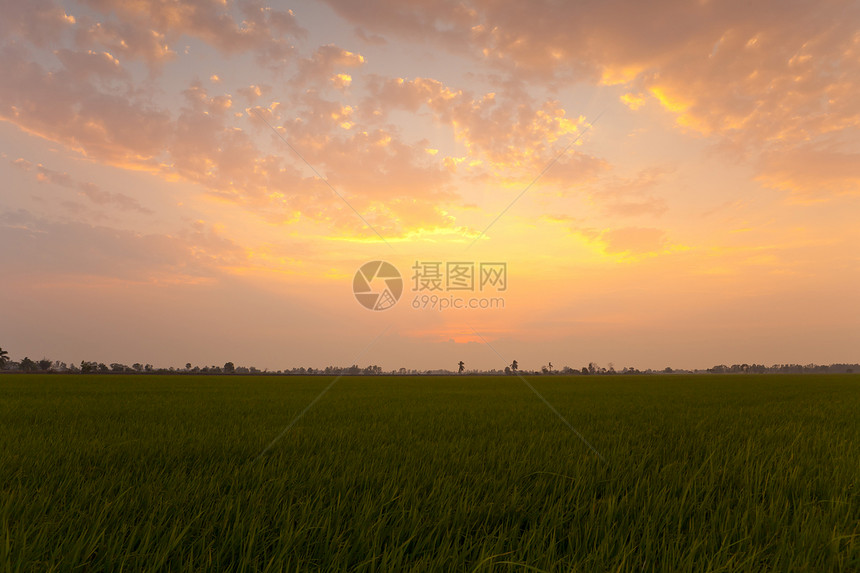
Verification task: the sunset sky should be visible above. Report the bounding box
[2,0,858,371]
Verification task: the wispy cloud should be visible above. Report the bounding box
[11,158,152,214]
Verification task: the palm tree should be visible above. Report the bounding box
[0,347,8,369]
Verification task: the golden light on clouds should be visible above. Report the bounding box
[620,93,646,111]
[332,73,352,88]
[648,86,691,115]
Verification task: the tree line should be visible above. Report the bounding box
[0,347,856,376]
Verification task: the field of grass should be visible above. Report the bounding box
[1,373,858,572]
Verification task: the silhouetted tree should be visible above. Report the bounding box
[224,362,235,373]
[511,360,518,372]
[20,357,37,372]
[0,347,9,369]
[458,361,465,373]
[38,359,52,371]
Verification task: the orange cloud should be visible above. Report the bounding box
[54,48,125,78]
[324,0,860,200]
[365,76,601,179]
[0,38,462,240]
[589,167,672,217]
[0,44,172,166]
[74,17,175,66]
[0,210,244,282]
[10,157,152,214]
[294,44,365,87]
[77,0,306,67]
[757,147,860,199]
[620,92,646,110]
[0,0,76,47]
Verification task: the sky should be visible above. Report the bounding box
[1,0,859,372]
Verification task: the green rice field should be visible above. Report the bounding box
[1,374,858,571]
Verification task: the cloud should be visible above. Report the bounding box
[1,0,483,240]
[538,153,608,189]
[620,92,646,111]
[53,48,126,79]
[354,27,386,46]
[256,88,459,235]
[77,0,307,68]
[236,84,271,104]
[0,36,465,239]
[0,0,76,47]
[78,182,153,213]
[322,0,473,47]
[756,147,860,199]
[0,210,244,281]
[324,0,860,198]
[2,2,617,239]
[73,16,175,66]
[10,158,152,213]
[364,76,602,182]
[331,73,352,90]
[590,167,671,217]
[0,35,449,236]
[0,43,172,167]
[294,44,366,87]
[159,80,459,237]
[554,220,671,257]
[0,2,615,240]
